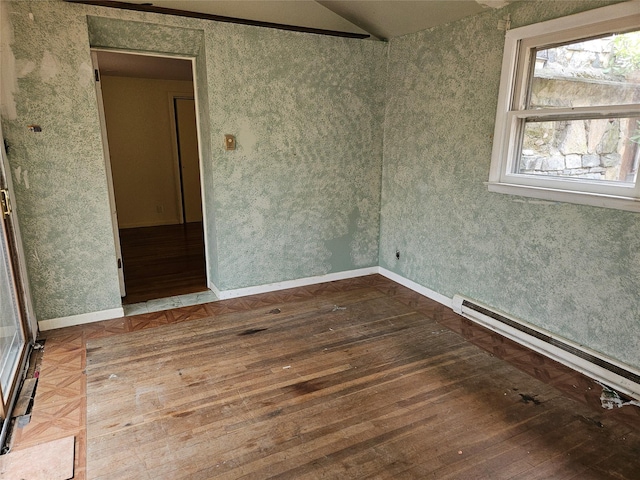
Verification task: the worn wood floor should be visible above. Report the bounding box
[12,275,640,479]
[119,222,207,304]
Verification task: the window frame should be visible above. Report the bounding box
[488,2,640,212]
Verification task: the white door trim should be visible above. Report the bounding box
[90,50,126,297]
[90,49,210,299]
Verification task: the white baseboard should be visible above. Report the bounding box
[119,219,182,229]
[378,270,640,401]
[36,267,400,331]
[38,307,125,331]
[378,267,453,308]
[211,267,379,300]
[208,280,222,299]
[34,269,446,331]
[453,295,640,402]
[210,267,453,306]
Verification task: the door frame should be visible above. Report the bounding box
[168,94,201,225]
[0,130,36,340]
[90,51,126,297]
[0,120,36,443]
[0,218,28,421]
[91,48,210,299]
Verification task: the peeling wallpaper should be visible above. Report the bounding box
[380,0,640,368]
[0,1,385,319]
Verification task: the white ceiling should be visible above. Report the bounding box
[126,0,516,40]
[96,0,515,80]
[317,0,506,39]
[137,0,513,39]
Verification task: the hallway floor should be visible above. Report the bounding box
[119,222,207,305]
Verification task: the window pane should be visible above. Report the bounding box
[529,30,640,108]
[0,220,24,403]
[517,117,640,184]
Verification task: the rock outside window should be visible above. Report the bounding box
[488,2,640,212]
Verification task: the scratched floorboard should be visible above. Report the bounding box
[84,281,640,479]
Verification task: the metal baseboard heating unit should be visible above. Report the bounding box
[452,295,640,403]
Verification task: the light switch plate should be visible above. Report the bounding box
[224,134,236,150]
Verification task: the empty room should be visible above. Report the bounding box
[0,0,639,478]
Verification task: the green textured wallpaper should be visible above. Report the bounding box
[86,15,387,291]
[206,23,386,289]
[1,1,385,320]
[1,1,121,320]
[379,0,639,368]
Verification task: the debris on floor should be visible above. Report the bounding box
[519,393,542,405]
[598,383,640,410]
[577,415,605,428]
[15,415,31,428]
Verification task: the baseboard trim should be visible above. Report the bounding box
[377,270,640,401]
[38,307,125,331]
[119,219,182,229]
[377,267,453,308]
[212,267,379,300]
[453,295,640,402]
[208,281,222,299]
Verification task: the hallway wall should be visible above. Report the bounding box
[101,75,194,228]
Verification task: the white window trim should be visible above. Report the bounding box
[488,1,640,212]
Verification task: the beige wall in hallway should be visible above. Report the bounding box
[100,75,195,228]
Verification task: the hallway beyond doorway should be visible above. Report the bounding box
[119,222,207,304]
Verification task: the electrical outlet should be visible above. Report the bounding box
[156,205,164,214]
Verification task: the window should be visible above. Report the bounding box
[489,2,640,212]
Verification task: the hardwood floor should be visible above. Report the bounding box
[12,276,640,479]
[119,222,207,304]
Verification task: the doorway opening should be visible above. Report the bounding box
[93,51,208,305]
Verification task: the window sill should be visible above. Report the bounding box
[486,182,640,213]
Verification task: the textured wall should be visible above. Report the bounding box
[0,1,121,320]
[206,24,386,289]
[100,76,194,228]
[88,13,387,291]
[379,0,639,368]
[88,13,223,289]
[1,1,386,319]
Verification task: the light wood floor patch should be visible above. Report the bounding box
[0,436,75,479]
[85,284,640,479]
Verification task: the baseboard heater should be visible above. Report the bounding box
[452,295,640,403]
